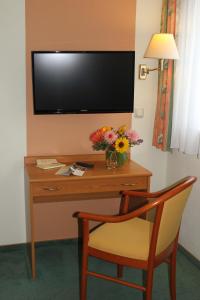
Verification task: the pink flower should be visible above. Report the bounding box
[125,130,140,142]
[104,130,118,144]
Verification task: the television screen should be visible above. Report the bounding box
[32,51,135,114]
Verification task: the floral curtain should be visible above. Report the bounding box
[171,0,200,155]
[152,0,177,151]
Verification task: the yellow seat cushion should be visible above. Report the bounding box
[89,218,153,261]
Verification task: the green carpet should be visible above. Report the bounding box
[0,240,200,300]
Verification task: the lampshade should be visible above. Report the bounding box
[144,33,179,60]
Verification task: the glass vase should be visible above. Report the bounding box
[105,149,128,169]
[105,149,118,169]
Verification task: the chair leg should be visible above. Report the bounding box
[117,264,123,278]
[169,250,177,300]
[143,269,154,300]
[80,248,88,300]
[142,271,147,300]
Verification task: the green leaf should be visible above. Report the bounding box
[116,152,128,166]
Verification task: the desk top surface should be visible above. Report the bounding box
[25,154,152,183]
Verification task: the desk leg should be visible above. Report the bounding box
[30,191,36,279]
[119,193,148,214]
[120,177,150,215]
[26,183,36,279]
[31,240,36,279]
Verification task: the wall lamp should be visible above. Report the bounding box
[139,33,179,80]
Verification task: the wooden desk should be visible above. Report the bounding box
[24,154,152,278]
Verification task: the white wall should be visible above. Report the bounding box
[167,152,200,260]
[133,0,167,191]
[0,0,26,245]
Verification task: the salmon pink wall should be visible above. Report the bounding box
[25,0,136,240]
[26,0,135,155]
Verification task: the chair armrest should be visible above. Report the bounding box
[122,176,195,198]
[76,177,197,223]
[122,190,160,198]
[76,199,159,223]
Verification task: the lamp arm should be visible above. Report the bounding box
[139,59,164,80]
[146,66,159,73]
[147,59,164,73]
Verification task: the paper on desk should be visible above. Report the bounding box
[55,166,72,176]
[36,159,58,166]
[70,165,85,176]
[56,165,85,176]
[36,158,65,169]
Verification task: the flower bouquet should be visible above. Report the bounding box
[89,125,143,168]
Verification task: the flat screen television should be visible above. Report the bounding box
[31,51,135,114]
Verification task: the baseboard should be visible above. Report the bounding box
[178,244,200,269]
[1,239,199,271]
[0,238,78,253]
[35,238,78,248]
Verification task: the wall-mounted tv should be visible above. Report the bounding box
[31,51,135,114]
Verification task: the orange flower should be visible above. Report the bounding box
[89,129,104,143]
[100,126,112,133]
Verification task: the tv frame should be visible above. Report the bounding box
[31,51,135,115]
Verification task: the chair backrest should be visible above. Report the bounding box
[155,185,193,255]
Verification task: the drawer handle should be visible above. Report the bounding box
[42,186,60,192]
[121,183,136,186]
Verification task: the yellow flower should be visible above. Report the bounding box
[117,125,127,135]
[115,137,129,153]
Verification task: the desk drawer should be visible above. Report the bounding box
[31,176,148,197]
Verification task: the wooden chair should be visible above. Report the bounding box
[76,176,197,300]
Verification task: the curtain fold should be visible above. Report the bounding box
[170,0,200,156]
[152,0,176,151]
